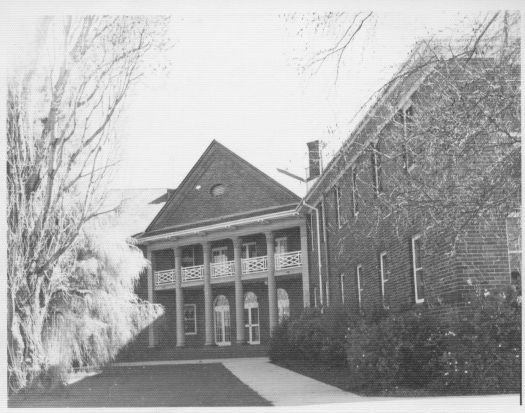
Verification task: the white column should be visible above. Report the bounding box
[147,247,156,347]
[265,231,278,335]
[203,242,213,345]
[174,247,184,347]
[233,237,245,344]
[300,224,311,308]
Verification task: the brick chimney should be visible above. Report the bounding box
[307,140,321,181]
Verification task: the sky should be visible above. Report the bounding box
[109,9,493,197]
[1,4,510,198]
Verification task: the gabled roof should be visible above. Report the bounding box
[141,140,300,236]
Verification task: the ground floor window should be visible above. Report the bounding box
[411,235,425,303]
[244,292,260,344]
[184,304,197,335]
[356,265,363,309]
[214,295,231,346]
[277,288,290,322]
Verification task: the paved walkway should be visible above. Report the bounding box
[114,357,363,405]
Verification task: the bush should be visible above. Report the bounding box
[428,286,521,394]
[269,306,347,367]
[345,285,521,394]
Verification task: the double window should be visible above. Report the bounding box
[411,235,425,303]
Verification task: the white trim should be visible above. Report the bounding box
[138,209,298,244]
[309,213,315,251]
[379,252,388,305]
[325,280,330,306]
[320,198,327,243]
[184,304,197,335]
[411,234,425,303]
[313,287,318,307]
[356,265,363,309]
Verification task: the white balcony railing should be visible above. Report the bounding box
[242,256,268,274]
[155,251,303,288]
[181,264,204,281]
[275,251,302,270]
[155,269,175,286]
[211,261,235,278]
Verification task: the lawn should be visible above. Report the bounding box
[9,363,271,407]
[274,360,435,397]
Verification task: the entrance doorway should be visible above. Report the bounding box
[244,292,260,344]
[214,295,231,346]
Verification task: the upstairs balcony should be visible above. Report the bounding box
[154,250,303,288]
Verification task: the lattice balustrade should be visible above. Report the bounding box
[275,251,302,270]
[211,261,235,278]
[242,256,268,274]
[155,269,175,286]
[182,265,204,281]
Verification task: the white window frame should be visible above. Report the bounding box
[379,252,389,305]
[411,235,425,303]
[356,265,363,309]
[184,304,197,335]
[351,167,358,217]
[242,242,257,259]
[274,237,288,255]
[335,185,342,228]
[340,274,345,304]
[212,246,228,263]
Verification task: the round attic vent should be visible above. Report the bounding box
[210,184,225,197]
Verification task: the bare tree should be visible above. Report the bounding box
[7,16,170,392]
[312,12,520,300]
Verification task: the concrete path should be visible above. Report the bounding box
[221,357,363,405]
[114,357,363,405]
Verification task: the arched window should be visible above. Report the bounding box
[277,288,290,323]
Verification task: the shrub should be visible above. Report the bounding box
[429,286,521,394]
[269,306,347,367]
[345,285,521,394]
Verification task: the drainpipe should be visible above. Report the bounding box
[301,201,323,308]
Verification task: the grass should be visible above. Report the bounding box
[273,359,437,397]
[9,363,271,407]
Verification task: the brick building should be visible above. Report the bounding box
[133,140,310,349]
[300,43,520,315]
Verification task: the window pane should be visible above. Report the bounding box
[414,238,422,269]
[416,269,425,300]
[251,308,259,324]
[252,326,260,342]
[382,255,389,281]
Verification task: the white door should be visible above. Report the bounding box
[274,237,287,255]
[242,242,257,259]
[214,295,231,346]
[244,292,260,345]
[212,247,228,263]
